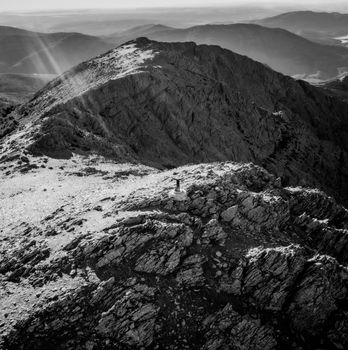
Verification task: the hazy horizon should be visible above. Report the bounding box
[1,0,348,13]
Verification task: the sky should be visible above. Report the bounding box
[1,0,347,12]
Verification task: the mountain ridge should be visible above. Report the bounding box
[112,23,348,80]
[2,37,348,205]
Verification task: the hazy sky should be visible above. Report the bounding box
[1,0,347,12]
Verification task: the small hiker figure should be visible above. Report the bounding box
[169,178,188,201]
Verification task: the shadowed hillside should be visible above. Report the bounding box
[3,38,348,204]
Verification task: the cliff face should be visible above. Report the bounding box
[4,38,348,205]
[0,161,347,350]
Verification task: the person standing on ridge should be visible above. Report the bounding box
[169,178,188,201]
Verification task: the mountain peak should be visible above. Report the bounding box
[15,38,159,121]
[2,39,348,205]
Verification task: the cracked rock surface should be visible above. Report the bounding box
[1,161,347,350]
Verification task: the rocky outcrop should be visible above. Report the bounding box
[225,245,308,310]
[287,188,348,264]
[287,254,347,346]
[1,161,347,349]
[222,245,348,348]
[2,37,348,205]
[201,304,277,350]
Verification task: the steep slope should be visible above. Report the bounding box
[254,11,348,45]
[0,26,113,75]
[3,38,348,205]
[0,159,347,350]
[144,23,348,80]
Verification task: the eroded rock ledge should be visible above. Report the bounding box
[1,162,347,350]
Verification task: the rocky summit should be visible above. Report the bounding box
[2,37,348,205]
[0,37,348,350]
[0,159,347,350]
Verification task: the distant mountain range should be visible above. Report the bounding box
[0,7,278,35]
[116,23,348,80]
[1,20,348,82]
[253,11,348,45]
[2,12,348,103]
[0,26,113,75]
[0,73,54,105]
